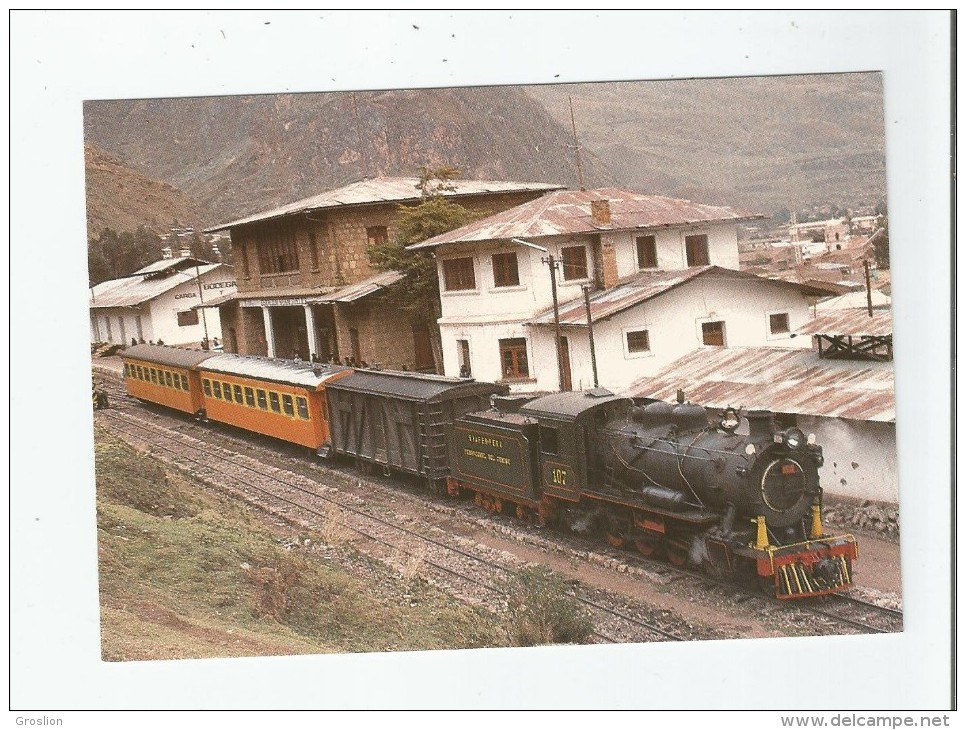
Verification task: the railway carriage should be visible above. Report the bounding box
[122,344,215,415]
[196,355,351,452]
[324,370,507,489]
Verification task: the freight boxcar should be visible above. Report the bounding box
[324,370,507,489]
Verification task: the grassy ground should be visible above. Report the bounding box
[94,427,511,661]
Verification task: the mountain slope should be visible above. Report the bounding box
[84,143,202,238]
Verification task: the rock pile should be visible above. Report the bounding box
[824,500,899,538]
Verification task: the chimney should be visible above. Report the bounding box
[161,247,173,260]
[600,239,619,289]
[591,199,611,226]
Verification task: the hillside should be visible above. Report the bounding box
[84,143,202,239]
[83,87,613,227]
[526,73,887,215]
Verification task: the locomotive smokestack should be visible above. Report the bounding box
[746,410,776,440]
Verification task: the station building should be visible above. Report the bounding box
[89,250,236,347]
[204,176,562,370]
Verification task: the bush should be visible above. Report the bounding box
[502,566,593,646]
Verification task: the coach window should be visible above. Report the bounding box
[222,383,232,402]
[165,371,173,388]
[269,392,281,413]
[180,374,189,390]
[282,394,295,417]
[151,368,159,384]
[233,384,243,402]
[123,363,130,377]
[212,381,222,399]
[540,425,559,456]
[172,374,181,390]
[296,396,310,420]
[245,387,256,407]
[256,389,268,410]
[135,365,142,379]
[203,379,212,396]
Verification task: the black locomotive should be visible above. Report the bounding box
[444,389,856,599]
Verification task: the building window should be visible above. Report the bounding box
[626,329,651,353]
[366,226,389,247]
[442,257,476,291]
[561,246,588,280]
[308,229,321,270]
[769,312,790,335]
[457,339,472,378]
[636,235,658,269]
[499,338,529,379]
[492,252,520,287]
[257,219,300,274]
[685,234,710,266]
[702,321,726,346]
[177,310,199,327]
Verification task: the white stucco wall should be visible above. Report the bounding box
[90,268,236,346]
[797,416,899,503]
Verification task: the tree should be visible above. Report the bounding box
[367,166,477,372]
[88,226,163,285]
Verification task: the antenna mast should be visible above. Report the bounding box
[569,95,586,190]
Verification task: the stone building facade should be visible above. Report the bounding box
[206,177,562,370]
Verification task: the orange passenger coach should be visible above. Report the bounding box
[122,344,216,415]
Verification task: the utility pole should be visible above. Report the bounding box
[864,259,873,318]
[195,262,210,346]
[542,252,566,391]
[511,237,566,392]
[582,284,598,388]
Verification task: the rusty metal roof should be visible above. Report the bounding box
[89,263,224,309]
[519,389,631,422]
[132,257,211,276]
[410,188,765,249]
[624,347,895,422]
[326,369,507,403]
[308,270,406,304]
[528,266,815,326]
[797,309,893,337]
[199,353,350,389]
[205,177,563,232]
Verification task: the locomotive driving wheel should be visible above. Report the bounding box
[666,540,689,567]
[633,536,659,557]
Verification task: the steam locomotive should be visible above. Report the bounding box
[119,345,857,599]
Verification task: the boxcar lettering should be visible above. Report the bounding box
[551,468,568,486]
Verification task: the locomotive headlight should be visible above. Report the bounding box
[782,428,806,450]
[745,443,757,456]
[807,432,817,445]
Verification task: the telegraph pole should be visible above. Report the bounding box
[864,259,874,317]
[582,284,598,388]
[542,252,566,392]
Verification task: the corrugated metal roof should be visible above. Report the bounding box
[191,290,237,310]
[132,257,211,275]
[121,344,218,369]
[797,309,893,337]
[624,347,895,422]
[199,353,350,388]
[326,369,505,403]
[90,263,223,309]
[308,270,406,304]
[410,188,765,249]
[528,266,813,326]
[206,177,563,232]
[816,290,891,311]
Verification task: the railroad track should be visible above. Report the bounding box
[96,406,702,644]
